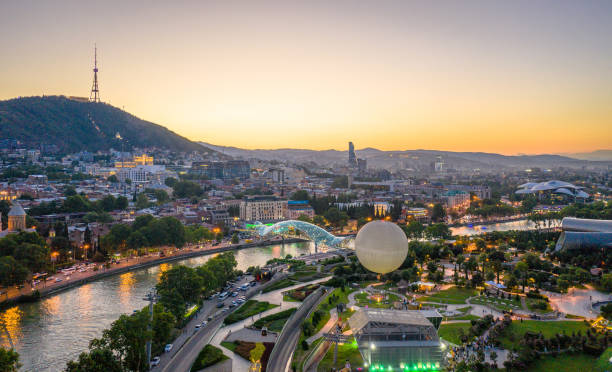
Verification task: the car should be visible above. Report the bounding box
[194,324,201,330]
[231,292,238,297]
[250,281,257,287]
[150,357,161,367]
[164,344,173,352]
[223,307,229,312]
[216,302,224,308]
[201,320,208,326]
[236,298,245,304]
[229,303,236,308]
[55,278,62,283]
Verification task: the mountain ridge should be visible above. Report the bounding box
[0,96,213,154]
[200,142,611,170]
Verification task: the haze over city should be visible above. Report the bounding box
[1,0,612,154]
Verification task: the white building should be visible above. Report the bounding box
[239,196,287,222]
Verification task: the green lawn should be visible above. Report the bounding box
[418,286,476,304]
[253,308,297,332]
[220,341,236,353]
[317,338,363,372]
[262,278,296,293]
[290,271,328,282]
[438,322,473,345]
[498,320,591,350]
[526,298,554,314]
[224,300,278,324]
[190,344,228,371]
[471,295,522,312]
[527,352,601,372]
[354,291,400,309]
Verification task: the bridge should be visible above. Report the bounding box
[252,220,348,247]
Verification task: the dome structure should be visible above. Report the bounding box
[515,180,589,198]
[355,220,408,274]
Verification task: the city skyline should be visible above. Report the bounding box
[1,1,612,154]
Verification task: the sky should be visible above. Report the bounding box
[1,0,611,155]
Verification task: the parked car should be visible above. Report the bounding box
[150,357,161,367]
[231,291,238,297]
[201,320,208,326]
[207,316,213,322]
[194,324,201,331]
[216,302,224,308]
[164,344,173,352]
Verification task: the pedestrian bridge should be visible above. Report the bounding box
[253,220,347,247]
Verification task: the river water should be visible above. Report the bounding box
[0,241,316,372]
[450,218,560,236]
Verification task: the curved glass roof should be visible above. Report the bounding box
[254,220,346,247]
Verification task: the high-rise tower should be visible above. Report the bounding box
[348,142,357,167]
[89,45,100,103]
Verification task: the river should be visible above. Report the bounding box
[450,218,560,236]
[0,241,316,372]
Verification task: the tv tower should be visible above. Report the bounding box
[89,45,100,102]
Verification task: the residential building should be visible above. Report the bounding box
[239,196,287,222]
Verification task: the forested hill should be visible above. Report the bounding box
[0,96,211,153]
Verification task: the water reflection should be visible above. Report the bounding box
[0,242,315,372]
[0,306,22,349]
[450,219,559,236]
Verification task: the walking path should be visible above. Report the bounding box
[212,276,331,372]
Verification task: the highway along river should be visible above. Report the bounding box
[0,241,316,372]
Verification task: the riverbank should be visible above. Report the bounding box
[0,237,308,309]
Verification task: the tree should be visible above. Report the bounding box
[404,221,424,239]
[601,303,612,320]
[425,223,451,239]
[157,266,203,307]
[231,233,239,244]
[601,273,612,292]
[290,190,309,201]
[90,311,149,372]
[114,196,128,210]
[100,195,117,212]
[107,175,119,183]
[13,243,49,272]
[0,347,20,372]
[515,261,528,292]
[0,256,28,286]
[431,203,446,222]
[172,181,203,199]
[135,193,149,210]
[65,348,121,372]
[323,208,348,228]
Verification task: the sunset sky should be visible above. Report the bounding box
[1,0,611,154]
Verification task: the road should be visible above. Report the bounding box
[158,273,288,372]
[267,287,327,372]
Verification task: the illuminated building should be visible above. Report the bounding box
[191,160,250,180]
[239,196,286,222]
[115,154,154,168]
[442,190,470,210]
[285,200,315,219]
[7,202,26,231]
[404,208,430,224]
[349,308,444,371]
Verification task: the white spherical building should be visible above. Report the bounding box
[355,220,408,274]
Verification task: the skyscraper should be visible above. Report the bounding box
[348,141,357,167]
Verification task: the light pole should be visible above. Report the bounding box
[143,289,159,366]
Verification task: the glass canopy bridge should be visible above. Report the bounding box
[250,220,350,249]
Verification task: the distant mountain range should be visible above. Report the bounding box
[0,96,212,154]
[201,142,612,171]
[564,150,612,162]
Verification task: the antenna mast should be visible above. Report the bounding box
[89,45,100,102]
